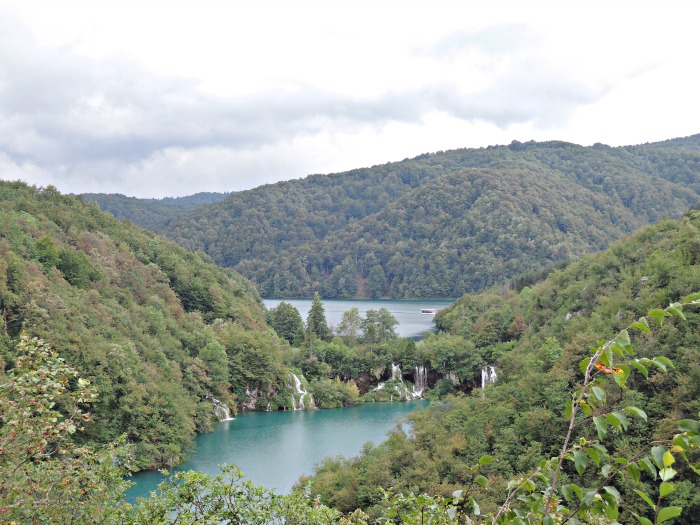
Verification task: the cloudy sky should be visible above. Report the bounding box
[0,0,698,198]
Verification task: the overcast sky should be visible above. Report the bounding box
[0,0,698,198]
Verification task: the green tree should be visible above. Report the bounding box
[198,339,229,386]
[0,335,130,523]
[266,301,304,346]
[366,264,386,298]
[337,307,363,343]
[361,308,398,345]
[306,292,330,342]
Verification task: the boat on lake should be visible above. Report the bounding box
[421,308,438,315]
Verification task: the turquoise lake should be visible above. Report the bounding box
[127,298,450,501]
[126,401,428,500]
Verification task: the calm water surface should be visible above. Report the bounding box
[263,298,453,339]
[127,401,428,500]
[127,299,449,501]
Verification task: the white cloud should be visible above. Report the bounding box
[0,0,697,197]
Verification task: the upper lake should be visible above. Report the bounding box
[262,298,454,339]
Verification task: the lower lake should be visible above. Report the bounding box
[263,298,454,339]
[126,401,428,500]
[127,298,449,501]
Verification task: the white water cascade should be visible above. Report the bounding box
[208,395,234,421]
[289,372,316,410]
[481,366,497,397]
[414,365,428,397]
[391,363,402,381]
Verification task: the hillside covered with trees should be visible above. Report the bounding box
[106,135,700,299]
[0,182,294,470]
[81,191,231,232]
[3,185,699,524]
[297,209,700,523]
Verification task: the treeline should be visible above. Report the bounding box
[92,135,700,299]
[298,209,700,523]
[81,191,231,232]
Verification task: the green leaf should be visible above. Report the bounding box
[612,410,630,431]
[678,419,700,433]
[478,454,494,466]
[579,400,591,416]
[663,450,675,468]
[615,329,632,352]
[626,462,641,482]
[561,484,574,501]
[657,506,683,523]
[605,412,623,433]
[648,309,668,326]
[602,493,619,520]
[593,416,608,440]
[569,483,584,502]
[591,386,606,405]
[580,358,590,375]
[665,305,686,320]
[639,457,657,479]
[634,489,656,510]
[659,467,677,481]
[574,450,588,476]
[624,406,648,421]
[659,481,675,497]
[543,516,554,525]
[565,399,574,419]
[683,291,700,302]
[603,485,620,504]
[586,446,601,467]
[633,513,654,525]
[630,360,649,378]
[651,446,668,470]
[652,356,674,370]
[474,474,488,489]
[631,317,651,332]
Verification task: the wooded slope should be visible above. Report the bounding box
[149,135,700,298]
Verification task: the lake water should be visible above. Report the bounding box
[263,298,453,339]
[126,401,428,500]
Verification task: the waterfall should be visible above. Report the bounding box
[289,372,315,410]
[414,365,428,397]
[391,363,402,381]
[481,365,497,397]
[208,395,233,421]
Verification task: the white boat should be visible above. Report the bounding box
[421,308,438,315]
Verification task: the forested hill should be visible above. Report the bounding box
[80,191,232,231]
[302,209,700,522]
[154,134,700,299]
[0,182,293,470]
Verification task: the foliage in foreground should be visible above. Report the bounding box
[2,298,699,524]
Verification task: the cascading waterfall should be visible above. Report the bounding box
[208,395,233,421]
[391,363,402,381]
[289,372,316,410]
[414,365,428,397]
[481,366,497,397]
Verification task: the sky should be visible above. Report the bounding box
[0,0,698,198]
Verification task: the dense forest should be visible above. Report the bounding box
[85,136,700,299]
[81,191,231,232]
[297,208,700,523]
[0,182,291,470]
[3,183,699,523]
